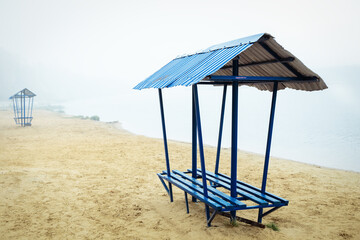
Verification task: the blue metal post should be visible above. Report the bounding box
[192,85,197,202]
[158,89,173,202]
[185,192,189,214]
[19,94,22,126]
[27,96,31,124]
[258,81,279,223]
[21,92,24,127]
[193,84,211,224]
[17,97,21,124]
[23,92,26,126]
[14,98,19,124]
[215,85,227,174]
[230,58,239,221]
[30,97,34,124]
[11,98,16,123]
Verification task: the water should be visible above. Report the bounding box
[60,82,360,173]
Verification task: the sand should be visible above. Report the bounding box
[0,109,359,239]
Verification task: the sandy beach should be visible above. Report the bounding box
[0,109,359,239]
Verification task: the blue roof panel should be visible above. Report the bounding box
[134,43,252,90]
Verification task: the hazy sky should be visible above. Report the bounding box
[1,0,360,101]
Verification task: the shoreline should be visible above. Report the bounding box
[21,102,359,174]
[35,105,360,174]
[60,109,360,174]
[3,106,359,175]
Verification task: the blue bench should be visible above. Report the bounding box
[158,169,288,225]
[158,170,246,212]
[190,169,288,207]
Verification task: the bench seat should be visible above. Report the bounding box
[158,169,288,212]
[158,170,247,212]
[189,168,289,207]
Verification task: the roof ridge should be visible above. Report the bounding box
[175,33,271,59]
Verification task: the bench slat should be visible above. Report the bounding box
[192,170,269,206]
[160,174,222,210]
[172,170,246,208]
[196,169,282,204]
[167,172,234,209]
[216,172,289,203]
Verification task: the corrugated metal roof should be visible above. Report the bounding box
[134,33,327,91]
[9,88,36,99]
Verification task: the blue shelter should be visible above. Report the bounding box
[9,88,36,127]
[134,33,327,227]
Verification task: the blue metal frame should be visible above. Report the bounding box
[193,84,211,225]
[155,76,290,227]
[208,75,318,82]
[30,97,34,121]
[157,173,170,195]
[230,110,238,215]
[11,98,16,123]
[191,85,197,202]
[155,81,288,226]
[185,192,189,213]
[23,91,26,126]
[20,91,24,126]
[13,98,17,124]
[258,82,279,223]
[136,33,326,227]
[158,89,173,202]
[230,58,239,221]
[215,85,227,174]
[10,89,36,127]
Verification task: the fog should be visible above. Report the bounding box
[1,0,360,102]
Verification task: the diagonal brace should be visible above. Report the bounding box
[157,175,170,195]
[207,209,218,227]
[262,206,281,217]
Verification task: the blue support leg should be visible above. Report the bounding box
[12,98,16,124]
[192,85,197,202]
[27,96,31,125]
[168,183,173,202]
[215,85,227,174]
[21,93,24,126]
[23,92,26,126]
[207,209,218,227]
[185,192,189,214]
[30,97,34,125]
[158,89,173,202]
[257,208,263,223]
[193,84,210,222]
[158,174,170,195]
[14,98,19,124]
[230,81,239,221]
[205,205,211,227]
[230,59,239,221]
[258,82,279,223]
